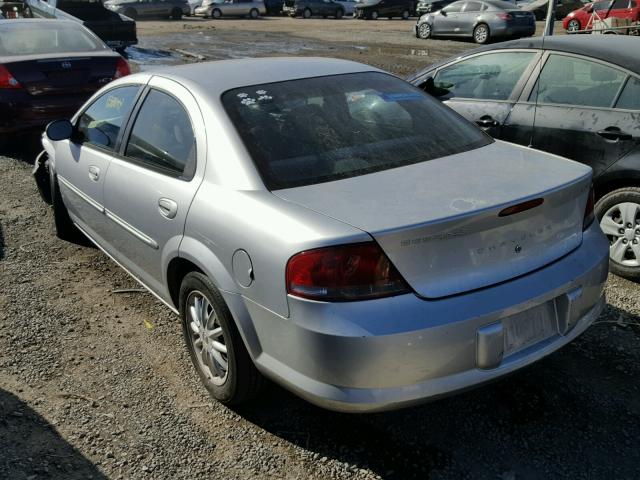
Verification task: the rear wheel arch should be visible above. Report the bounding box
[167,257,204,310]
[594,174,640,202]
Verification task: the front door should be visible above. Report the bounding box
[528,53,640,177]
[54,85,140,245]
[101,76,206,296]
[433,1,464,34]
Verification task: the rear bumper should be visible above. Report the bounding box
[492,23,536,37]
[0,91,89,135]
[232,221,609,412]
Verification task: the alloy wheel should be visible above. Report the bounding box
[600,202,640,267]
[418,22,431,38]
[186,290,229,385]
[567,19,580,32]
[474,24,489,43]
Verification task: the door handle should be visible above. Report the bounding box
[158,198,178,219]
[597,127,632,142]
[88,165,100,182]
[476,115,499,129]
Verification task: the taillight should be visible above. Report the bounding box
[0,64,22,89]
[497,12,513,20]
[583,186,595,230]
[286,242,410,301]
[114,56,131,79]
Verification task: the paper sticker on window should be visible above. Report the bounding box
[106,95,124,110]
[379,92,423,102]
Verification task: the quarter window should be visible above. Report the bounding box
[530,54,626,108]
[433,51,536,101]
[442,2,463,12]
[124,90,196,178]
[76,86,140,151]
[463,1,483,11]
[616,77,640,110]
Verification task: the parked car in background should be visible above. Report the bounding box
[284,0,346,17]
[35,57,607,412]
[264,0,283,13]
[194,0,266,18]
[103,0,190,19]
[416,0,454,14]
[355,0,414,18]
[409,35,640,279]
[416,0,536,43]
[27,0,137,52]
[562,0,640,32]
[336,0,357,14]
[0,19,129,150]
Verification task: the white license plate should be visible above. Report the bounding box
[503,302,558,356]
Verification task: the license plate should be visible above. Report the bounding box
[503,302,558,356]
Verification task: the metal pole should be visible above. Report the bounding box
[544,0,556,36]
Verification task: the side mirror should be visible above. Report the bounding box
[421,76,449,98]
[45,119,73,141]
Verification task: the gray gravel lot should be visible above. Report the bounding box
[1,18,640,480]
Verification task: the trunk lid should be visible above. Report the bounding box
[273,141,592,298]
[3,52,119,96]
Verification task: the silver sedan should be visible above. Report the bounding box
[194,0,266,17]
[416,0,536,44]
[36,58,608,412]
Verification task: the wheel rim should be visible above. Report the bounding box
[213,9,221,17]
[419,23,431,37]
[403,10,409,18]
[186,290,229,385]
[475,25,488,42]
[568,19,580,32]
[600,201,640,267]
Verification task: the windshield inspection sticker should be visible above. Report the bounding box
[379,92,423,102]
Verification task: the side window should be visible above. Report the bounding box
[125,90,196,178]
[612,0,629,8]
[616,77,640,110]
[463,1,483,11]
[433,51,536,101]
[442,2,463,12]
[530,55,626,108]
[76,85,140,151]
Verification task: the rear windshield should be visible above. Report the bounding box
[222,72,492,190]
[0,22,106,56]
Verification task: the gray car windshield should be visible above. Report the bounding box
[222,72,492,190]
[0,23,106,56]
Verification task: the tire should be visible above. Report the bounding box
[171,7,182,19]
[595,187,640,280]
[179,272,265,405]
[124,8,137,19]
[473,23,490,44]
[249,7,259,18]
[402,9,409,19]
[335,8,343,18]
[567,19,580,32]
[369,10,378,19]
[417,21,432,38]
[212,8,222,18]
[51,174,84,243]
[303,7,311,18]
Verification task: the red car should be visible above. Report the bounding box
[562,0,640,32]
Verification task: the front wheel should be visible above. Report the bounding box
[249,7,259,18]
[417,22,432,38]
[473,23,490,44]
[303,7,312,17]
[212,8,222,18]
[402,9,410,19]
[180,272,265,405]
[335,8,343,18]
[596,187,640,280]
[567,19,581,32]
[369,10,378,19]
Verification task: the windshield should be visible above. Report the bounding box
[222,72,492,190]
[0,22,106,56]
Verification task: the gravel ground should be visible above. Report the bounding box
[1,18,640,480]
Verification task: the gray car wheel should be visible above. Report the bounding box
[303,7,312,17]
[402,9,410,19]
[596,187,640,280]
[567,19,581,32]
[473,23,490,44]
[180,272,265,404]
[335,8,343,18]
[418,22,432,38]
[212,8,222,17]
[249,7,259,18]
[369,10,378,19]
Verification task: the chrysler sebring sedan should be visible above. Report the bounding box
[34,58,608,412]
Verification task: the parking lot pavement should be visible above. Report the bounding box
[1,18,639,480]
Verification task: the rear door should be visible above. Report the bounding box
[526,52,640,177]
[427,49,540,138]
[433,1,464,34]
[101,76,206,295]
[54,85,141,244]
[458,0,484,34]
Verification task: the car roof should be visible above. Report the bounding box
[149,57,383,98]
[472,35,640,73]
